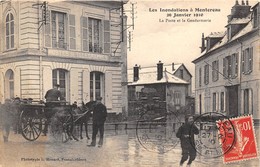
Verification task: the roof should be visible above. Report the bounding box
[128,64,189,86]
[192,3,259,64]
[207,32,225,38]
[227,17,251,25]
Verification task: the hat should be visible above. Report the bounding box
[96,97,102,100]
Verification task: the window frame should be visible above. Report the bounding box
[90,71,104,101]
[5,11,15,50]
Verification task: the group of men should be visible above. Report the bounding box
[1,84,108,148]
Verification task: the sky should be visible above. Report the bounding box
[124,0,257,91]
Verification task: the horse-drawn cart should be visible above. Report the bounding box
[19,101,74,142]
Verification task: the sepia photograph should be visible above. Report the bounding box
[0,0,259,166]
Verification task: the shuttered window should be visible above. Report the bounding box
[242,47,254,74]
[204,64,209,85]
[69,14,76,50]
[212,60,219,82]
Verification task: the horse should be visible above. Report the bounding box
[72,101,96,140]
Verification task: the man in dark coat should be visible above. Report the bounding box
[45,84,64,105]
[88,97,107,147]
[43,84,64,135]
[176,115,199,167]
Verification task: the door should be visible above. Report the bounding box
[226,85,238,117]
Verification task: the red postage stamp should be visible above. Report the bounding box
[217,115,258,163]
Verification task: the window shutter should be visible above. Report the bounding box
[69,14,76,50]
[223,57,226,79]
[216,60,219,81]
[82,17,88,52]
[242,50,245,73]
[44,10,51,48]
[249,47,253,72]
[105,71,112,109]
[235,53,238,77]
[103,20,111,54]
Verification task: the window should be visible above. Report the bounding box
[199,94,202,114]
[180,69,184,79]
[220,92,225,111]
[244,89,253,114]
[6,12,14,50]
[199,68,202,87]
[82,17,111,54]
[51,11,66,49]
[90,72,104,101]
[52,69,68,99]
[213,93,217,111]
[4,69,14,99]
[204,64,209,85]
[212,60,219,82]
[89,18,102,53]
[242,47,253,74]
[223,53,239,79]
[174,91,181,105]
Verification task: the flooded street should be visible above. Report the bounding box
[1,127,259,167]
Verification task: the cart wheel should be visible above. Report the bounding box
[20,111,42,141]
[50,108,74,143]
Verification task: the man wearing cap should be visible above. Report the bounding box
[88,97,107,147]
[176,115,199,167]
[43,84,64,136]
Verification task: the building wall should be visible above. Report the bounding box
[174,65,192,96]
[0,1,127,113]
[194,31,260,119]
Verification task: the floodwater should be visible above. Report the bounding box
[0,125,259,167]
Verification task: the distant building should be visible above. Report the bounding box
[192,1,260,120]
[127,61,193,120]
[0,1,128,114]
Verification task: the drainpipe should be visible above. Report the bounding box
[38,0,43,100]
[237,39,243,115]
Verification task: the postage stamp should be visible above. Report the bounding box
[217,115,258,163]
[191,112,236,158]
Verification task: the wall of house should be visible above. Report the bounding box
[194,32,260,119]
[174,65,192,96]
[0,1,127,114]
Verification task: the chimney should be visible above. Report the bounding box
[246,0,248,5]
[133,64,139,82]
[157,61,163,80]
[172,62,175,71]
[241,0,245,5]
[235,0,239,5]
[200,33,206,53]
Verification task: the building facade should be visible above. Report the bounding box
[193,1,260,120]
[127,61,193,120]
[0,0,128,114]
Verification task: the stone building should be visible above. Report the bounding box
[192,1,260,120]
[127,61,193,120]
[0,0,128,114]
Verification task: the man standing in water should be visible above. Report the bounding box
[176,115,199,167]
[88,97,107,147]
